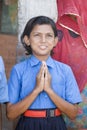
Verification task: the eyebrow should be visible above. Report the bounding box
[32,32,54,35]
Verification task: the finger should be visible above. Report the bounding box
[44,65,48,79]
[42,61,46,65]
[38,63,45,77]
[44,65,51,81]
[41,69,45,79]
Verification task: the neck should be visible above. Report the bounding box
[33,54,50,61]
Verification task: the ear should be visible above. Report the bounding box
[54,37,58,47]
[23,35,30,46]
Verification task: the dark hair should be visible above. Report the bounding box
[21,16,58,55]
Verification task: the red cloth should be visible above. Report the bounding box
[53,0,87,92]
[57,0,87,47]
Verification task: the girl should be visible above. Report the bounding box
[7,16,82,130]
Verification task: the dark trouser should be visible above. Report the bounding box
[15,115,67,130]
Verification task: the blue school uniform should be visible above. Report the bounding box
[8,55,82,130]
[0,56,9,103]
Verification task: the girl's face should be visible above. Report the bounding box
[25,24,58,61]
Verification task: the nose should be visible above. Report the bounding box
[42,35,46,42]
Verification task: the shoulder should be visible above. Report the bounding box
[0,56,4,64]
[52,59,74,77]
[53,59,71,71]
[14,58,29,69]
[0,56,2,61]
[0,56,5,71]
[53,59,76,81]
[11,58,30,76]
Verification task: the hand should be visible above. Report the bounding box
[35,61,52,93]
[43,62,52,92]
[35,61,45,93]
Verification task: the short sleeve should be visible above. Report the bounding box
[0,56,9,103]
[8,67,21,104]
[0,56,4,71]
[65,66,82,104]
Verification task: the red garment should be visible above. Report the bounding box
[53,0,87,92]
[57,0,87,48]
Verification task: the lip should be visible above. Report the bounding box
[39,45,47,50]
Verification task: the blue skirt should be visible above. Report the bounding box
[15,115,67,130]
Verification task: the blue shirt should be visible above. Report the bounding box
[0,56,9,103]
[8,55,82,109]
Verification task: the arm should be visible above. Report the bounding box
[44,63,79,120]
[6,62,45,120]
[6,88,39,120]
[46,88,78,119]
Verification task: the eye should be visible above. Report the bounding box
[33,33,40,37]
[47,34,54,38]
[48,34,52,37]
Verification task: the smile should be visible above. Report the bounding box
[39,45,47,50]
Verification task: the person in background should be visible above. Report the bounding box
[6,16,82,130]
[0,56,9,130]
[0,56,9,103]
